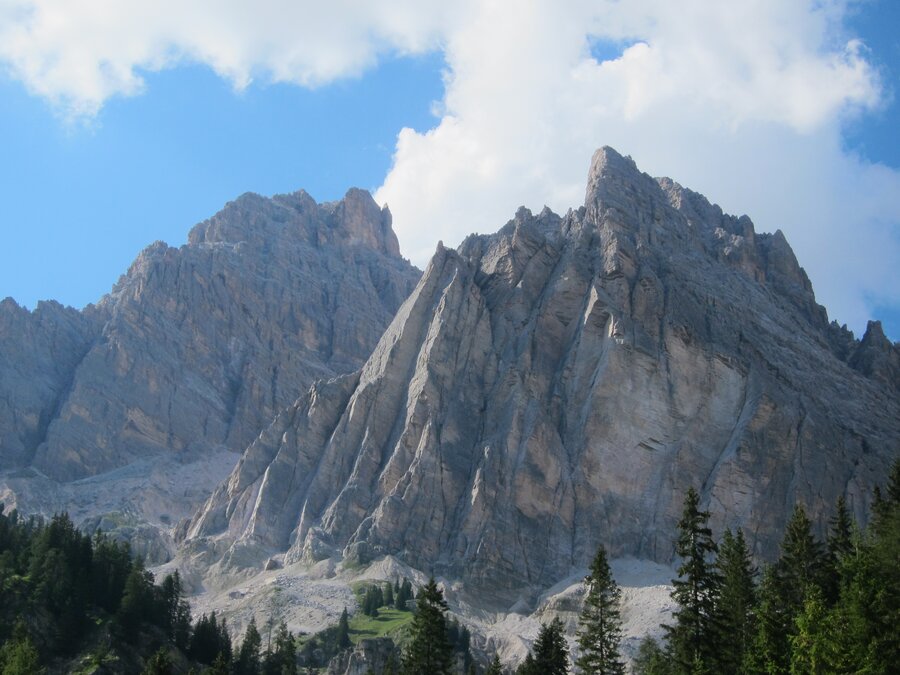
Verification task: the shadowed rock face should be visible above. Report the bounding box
[0,190,419,481]
[188,148,899,595]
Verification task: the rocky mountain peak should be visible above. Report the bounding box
[1,186,421,561]
[330,188,400,257]
[186,147,898,600]
[849,320,900,391]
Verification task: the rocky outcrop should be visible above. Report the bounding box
[325,638,398,675]
[0,298,104,469]
[0,188,419,559]
[188,148,899,600]
[17,188,418,481]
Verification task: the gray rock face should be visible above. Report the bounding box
[0,188,419,559]
[21,188,418,481]
[325,638,398,675]
[0,298,104,468]
[188,147,898,598]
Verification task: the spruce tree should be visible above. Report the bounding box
[776,503,827,615]
[531,618,569,675]
[632,637,668,675]
[338,607,352,649]
[486,654,504,675]
[576,545,624,674]
[664,487,720,674]
[236,617,263,675]
[714,528,756,674]
[746,566,790,675]
[385,582,395,607]
[402,578,454,675]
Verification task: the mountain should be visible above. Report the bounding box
[0,188,420,559]
[186,147,899,600]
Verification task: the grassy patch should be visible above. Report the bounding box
[348,607,413,644]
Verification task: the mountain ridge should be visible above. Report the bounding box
[185,147,898,600]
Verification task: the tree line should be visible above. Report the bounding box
[453,458,900,674]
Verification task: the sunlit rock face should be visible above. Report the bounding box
[0,188,419,561]
[189,147,899,595]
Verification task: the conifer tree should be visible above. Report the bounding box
[142,648,173,675]
[236,617,263,675]
[338,607,351,649]
[531,618,569,674]
[266,621,297,675]
[631,637,668,675]
[384,582,395,607]
[789,586,835,675]
[714,528,756,674]
[776,503,827,615]
[402,578,454,675]
[486,654,504,675]
[0,622,43,675]
[746,566,790,675]
[664,487,720,674]
[576,545,624,674]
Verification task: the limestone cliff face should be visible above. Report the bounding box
[0,299,104,468]
[188,148,899,594]
[0,189,419,560]
[16,189,418,481]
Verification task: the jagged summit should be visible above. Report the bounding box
[186,148,898,600]
[0,187,420,560]
[188,187,401,258]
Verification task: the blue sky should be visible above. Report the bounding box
[0,1,898,340]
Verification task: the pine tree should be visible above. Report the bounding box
[531,618,569,674]
[0,622,43,675]
[746,566,790,675]
[141,648,173,675]
[664,487,720,674]
[789,585,841,674]
[236,617,263,675]
[266,621,297,675]
[776,503,827,616]
[714,528,756,674]
[516,653,536,675]
[384,582,395,607]
[826,496,853,565]
[486,654,504,675]
[576,545,624,674]
[402,578,454,675]
[631,637,668,675]
[338,607,351,649]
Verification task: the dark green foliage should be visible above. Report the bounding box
[746,565,790,675]
[518,618,568,675]
[363,584,385,617]
[664,487,720,674]
[776,504,827,614]
[142,647,174,675]
[161,571,192,650]
[632,637,669,675]
[446,618,473,670]
[714,529,756,673]
[263,620,297,675]
[0,621,43,675]
[576,545,624,674]
[189,611,233,666]
[395,578,413,611]
[486,654,504,675]
[338,607,352,649]
[384,582,395,607]
[402,577,454,675]
[236,617,263,675]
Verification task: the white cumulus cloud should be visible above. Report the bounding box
[1,0,897,334]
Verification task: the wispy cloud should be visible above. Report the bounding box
[1,0,897,333]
